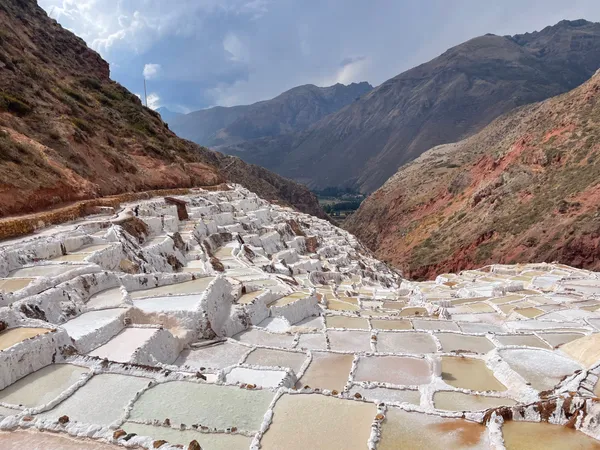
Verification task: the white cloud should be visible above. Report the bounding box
[39,0,271,58]
[143,63,162,79]
[147,92,161,110]
[223,33,248,62]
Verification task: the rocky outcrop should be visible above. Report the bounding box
[0,0,324,219]
[346,70,600,279]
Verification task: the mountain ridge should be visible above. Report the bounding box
[0,0,326,219]
[218,19,600,193]
[169,81,373,147]
[345,68,600,279]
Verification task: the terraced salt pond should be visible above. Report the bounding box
[433,391,516,411]
[378,408,488,449]
[85,287,124,309]
[376,332,437,353]
[0,364,88,407]
[2,187,600,448]
[348,386,421,404]
[499,348,582,391]
[60,308,127,341]
[133,295,203,312]
[128,381,274,431]
[496,334,550,349]
[436,333,495,353]
[233,328,295,348]
[0,431,121,449]
[325,315,369,329]
[244,348,307,374]
[0,277,34,293]
[129,277,215,299]
[121,422,252,449]
[260,394,375,450]
[297,352,353,390]
[327,330,371,352]
[501,421,600,449]
[441,357,506,391]
[237,289,265,304]
[370,319,413,330]
[175,341,249,370]
[0,327,50,350]
[87,327,157,362]
[354,356,431,385]
[9,264,86,278]
[37,374,149,426]
[225,367,288,388]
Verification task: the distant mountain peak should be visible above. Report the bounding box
[168,81,373,147]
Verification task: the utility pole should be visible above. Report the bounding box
[143,78,148,107]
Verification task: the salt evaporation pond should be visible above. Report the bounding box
[495,334,550,349]
[129,381,274,431]
[434,391,516,411]
[501,421,600,450]
[233,328,295,348]
[436,333,495,354]
[0,327,50,350]
[499,348,582,391]
[244,348,307,375]
[260,394,375,450]
[370,319,413,330]
[133,295,202,313]
[0,431,121,450]
[297,352,353,390]
[327,330,371,352]
[457,322,504,334]
[72,244,113,254]
[378,407,488,449]
[122,422,251,449]
[237,289,265,304]
[60,308,127,341]
[413,319,460,331]
[129,277,215,299]
[225,367,288,388]
[85,287,124,309]
[9,264,86,278]
[0,277,34,293]
[441,357,506,391]
[296,332,327,350]
[354,356,431,385]
[175,341,249,370]
[325,315,369,329]
[87,327,157,362]
[0,364,88,408]
[0,405,19,418]
[376,331,437,353]
[538,332,585,347]
[37,373,149,426]
[348,386,421,405]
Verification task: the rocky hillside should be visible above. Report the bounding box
[346,70,600,279]
[168,82,372,148]
[0,0,325,219]
[225,20,600,193]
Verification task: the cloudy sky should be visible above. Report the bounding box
[39,0,600,113]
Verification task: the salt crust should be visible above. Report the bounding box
[1,186,600,448]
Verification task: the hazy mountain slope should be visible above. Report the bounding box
[346,69,600,279]
[224,20,600,193]
[169,82,372,147]
[156,107,182,123]
[0,0,325,219]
